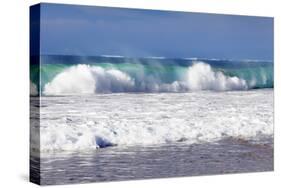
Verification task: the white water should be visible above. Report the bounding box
[43,65,135,95]
[31,89,273,152]
[185,62,247,90]
[43,62,248,95]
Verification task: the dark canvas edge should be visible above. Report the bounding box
[30,3,41,185]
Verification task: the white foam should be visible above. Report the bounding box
[185,62,248,91]
[101,55,125,58]
[34,90,273,152]
[43,64,134,95]
[146,56,167,59]
[43,62,249,95]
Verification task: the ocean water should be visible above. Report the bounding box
[30,90,273,184]
[31,138,273,185]
[30,56,274,185]
[30,55,273,96]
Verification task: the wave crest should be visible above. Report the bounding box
[43,62,254,95]
[185,62,248,91]
[43,65,135,95]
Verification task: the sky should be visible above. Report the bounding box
[39,3,273,60]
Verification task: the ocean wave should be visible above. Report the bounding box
[41,61,267,95]
[43,65,135,95]
[184,62,247,90]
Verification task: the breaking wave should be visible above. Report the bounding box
[44,65,135,95]
[40,61,272,95]
[184,62,247,90]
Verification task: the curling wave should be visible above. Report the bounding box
[41,61,272,95]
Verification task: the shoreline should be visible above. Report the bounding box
[31,137,273,185]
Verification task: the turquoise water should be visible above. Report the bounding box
[30,55,273,95]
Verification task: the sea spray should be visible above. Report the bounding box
[30,55,273,95]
